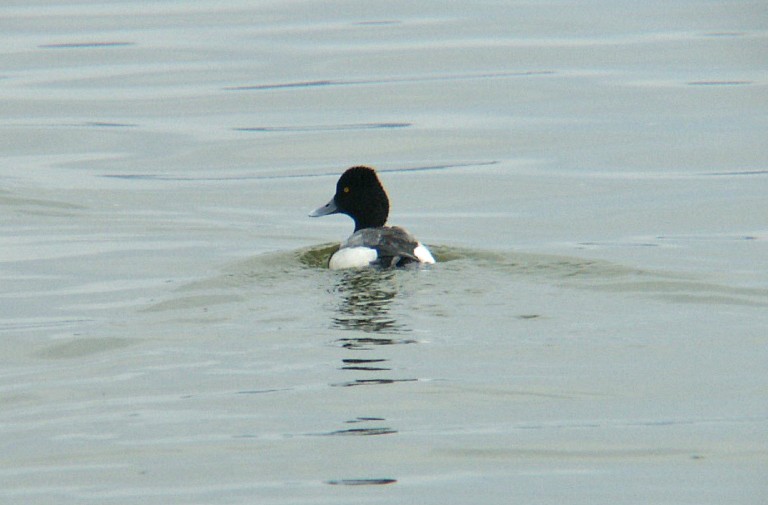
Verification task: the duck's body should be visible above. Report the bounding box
[309,166,435,270]
[330,226,434,269]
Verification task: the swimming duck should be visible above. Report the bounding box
[309,166,436,269]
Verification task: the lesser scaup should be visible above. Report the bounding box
[309,166,436,269]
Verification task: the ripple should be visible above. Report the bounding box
[340,358,390,371]
[233,122,410,133]
[330,378,418,388]
[225,70,555,91]
[687,80,752,86]
[39,41,134,49]
[325,478,397,486]
[334,337,417,349]
[321,427,397,436]
[33,337,135,359]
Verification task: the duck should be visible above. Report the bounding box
[309,166,436,269]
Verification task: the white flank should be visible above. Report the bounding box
[414,243,436,264]
[329,246,378,270]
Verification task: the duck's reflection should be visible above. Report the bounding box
[329,268,419,391]
[324,269,418,448]
[321,268,420,485]
[330,268,410,334]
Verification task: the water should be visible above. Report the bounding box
[1,1,767,504]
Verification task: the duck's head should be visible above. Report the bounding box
[309,166,390,231]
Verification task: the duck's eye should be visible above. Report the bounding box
[343,186,350,193]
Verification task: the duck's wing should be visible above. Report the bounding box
[344,227,421,267]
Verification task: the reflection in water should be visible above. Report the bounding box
[336,337,417,350]
[331,378,418,388]
[326,478,397,486]
[340,358,390,371]
[331,269,409,334]
[323,268,424,486]
[329,268,419,385]
[323,426,397,436]
[317,422,397,437]
[316,416,396,437]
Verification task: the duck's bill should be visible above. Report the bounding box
[308,198,339,217]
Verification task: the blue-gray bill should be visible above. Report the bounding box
[309,198,338,217]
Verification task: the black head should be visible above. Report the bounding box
[310,166,390,231]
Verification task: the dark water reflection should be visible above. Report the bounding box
[331,268,411,334]
[340,358,390,371]
[329,268,419,387]
[318,264,424,463]
[330,378,418,388]
[325,478,397,486]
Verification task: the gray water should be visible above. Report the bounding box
[1,1,767,504]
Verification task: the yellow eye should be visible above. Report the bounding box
[343,186,350,193]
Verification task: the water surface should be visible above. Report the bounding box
[1,1,767,504]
